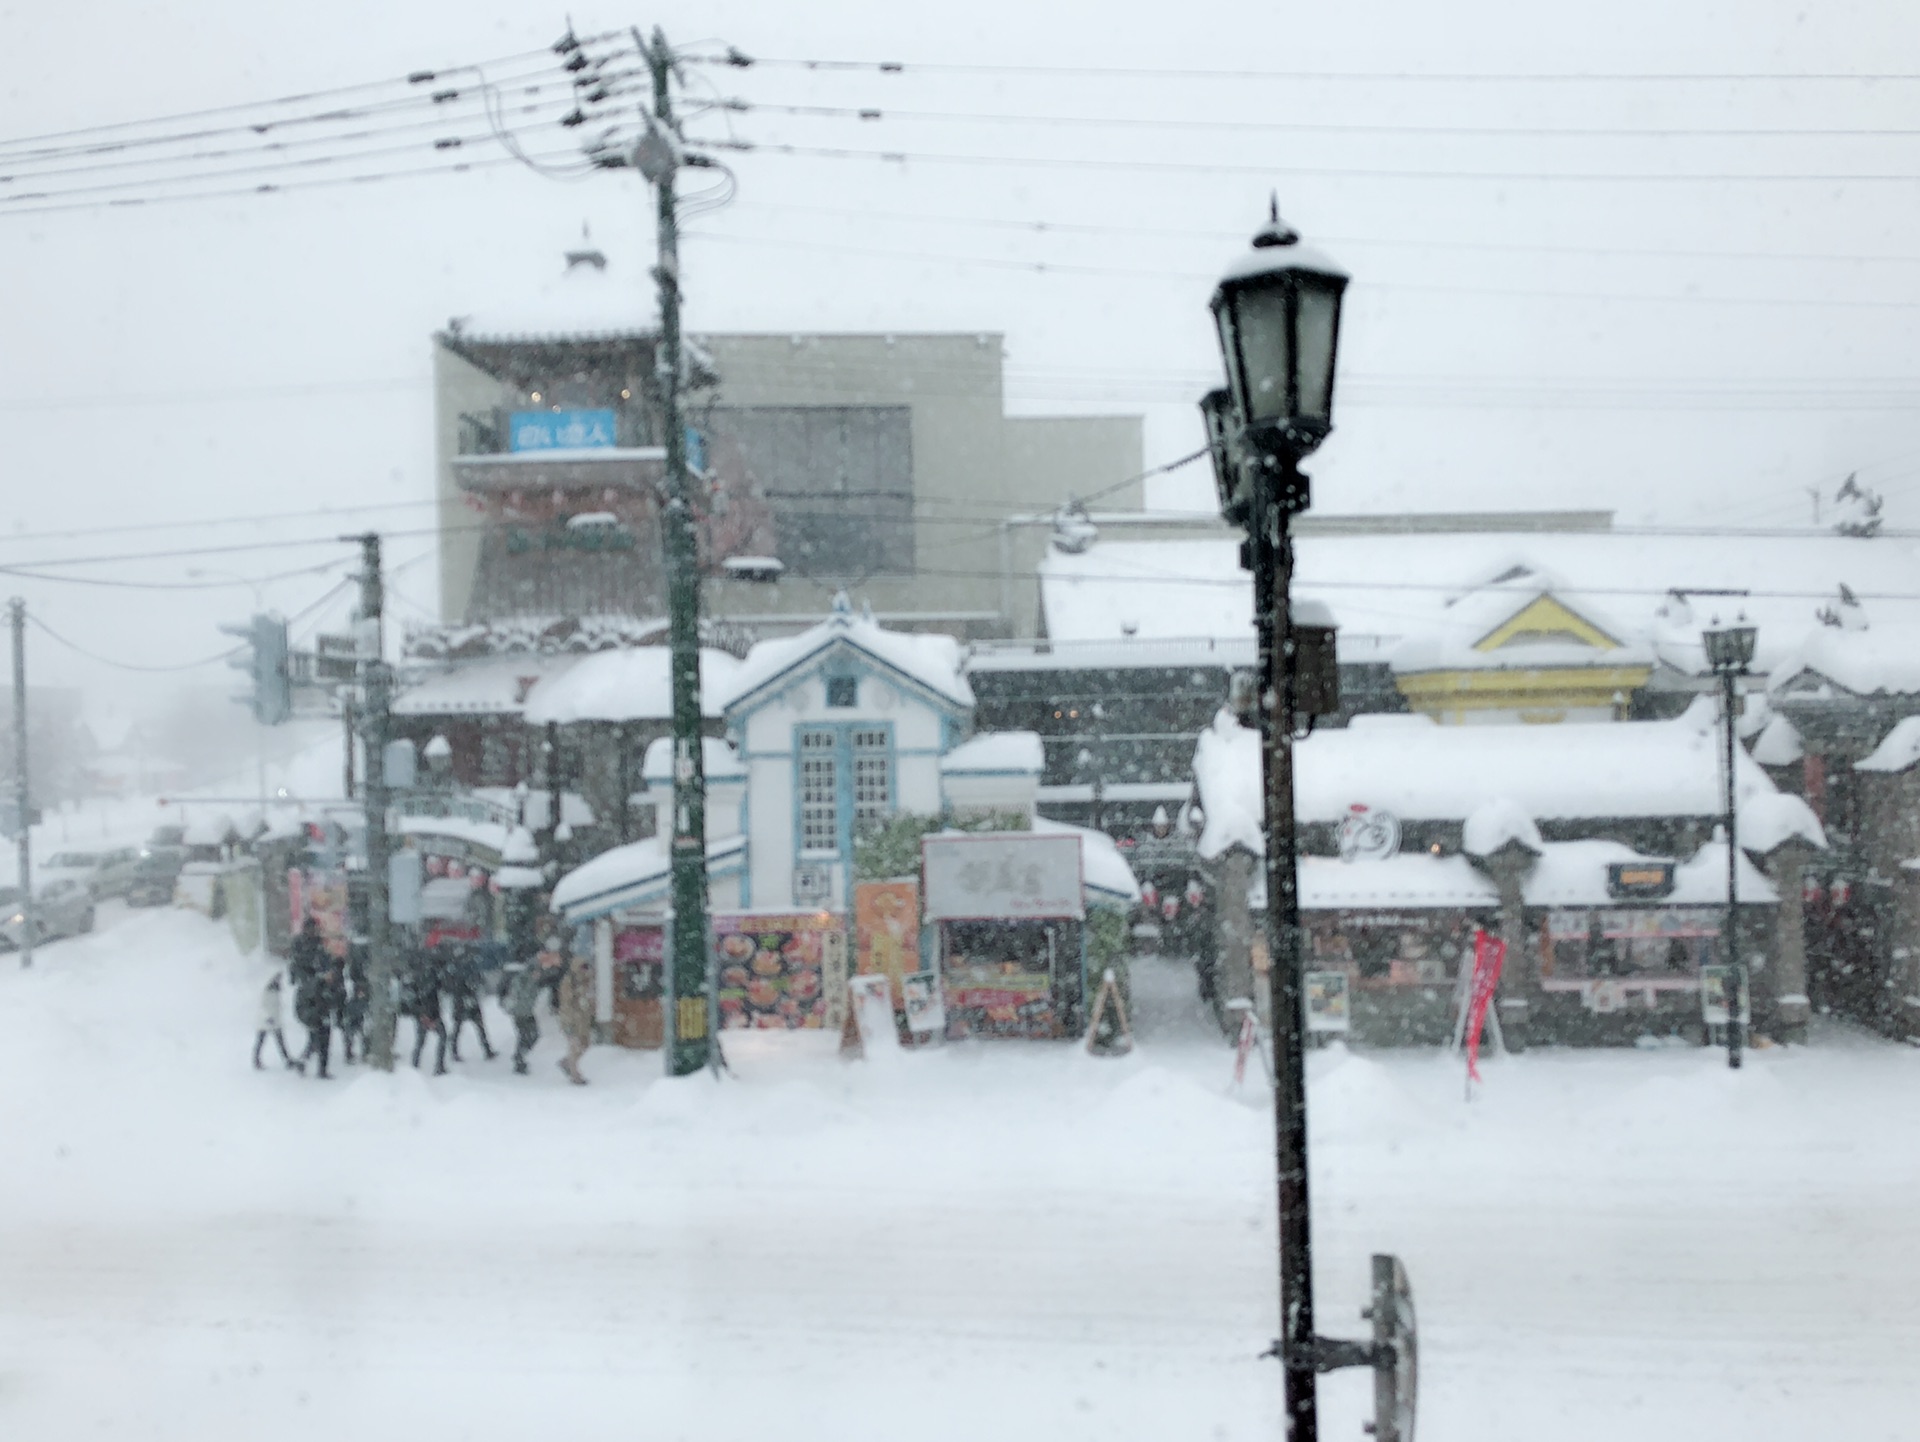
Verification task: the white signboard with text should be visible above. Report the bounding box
[921,833,1085,922]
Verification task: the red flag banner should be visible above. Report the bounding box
[1465,929,1507,1084]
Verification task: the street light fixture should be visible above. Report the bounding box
[1703,619,1757,1070]
[1208,202,1408,1442]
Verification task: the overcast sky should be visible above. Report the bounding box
[0,0,1914,710]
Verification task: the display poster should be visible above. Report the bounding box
[922,833,1084,921]
[942,958,1056,1039]
[1699,965,1752,1027]
[712,912,844,1030]
[901,971,945,1036]
[612,924,667,1049]
[854,880,921,1007]
[1304,970,1352,1033]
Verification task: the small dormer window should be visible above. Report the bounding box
[826,676,857,708]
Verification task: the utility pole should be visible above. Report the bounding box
[9,598,33,970]
[642,25,712,1076]
[346,533,397,1069]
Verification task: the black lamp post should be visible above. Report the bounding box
[1207,203,1409,1442]
[1703,620,1757,1070]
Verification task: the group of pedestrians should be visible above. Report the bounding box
[254,918,595,1085]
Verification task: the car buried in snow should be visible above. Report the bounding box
[0,878,95,949]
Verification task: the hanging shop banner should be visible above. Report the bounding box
[1464,929,1508,1083]
[1303,970,1352,1034]
[901,971,945,1036]
[921,832,1084,921]
[509,408,617,451]
[712,912,845,1030]
[1699,965,1752,1027]
[854,880,921,1007]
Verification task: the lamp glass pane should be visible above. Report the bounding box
[1230,282,1295,425]
[1294,283,1340,424]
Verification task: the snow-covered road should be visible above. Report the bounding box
[0,911,1914,1440]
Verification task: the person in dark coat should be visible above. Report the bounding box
[290,918,335,1079]
[446,945,497,1063]
[500,952,553,1075]
[402,947,448,1075]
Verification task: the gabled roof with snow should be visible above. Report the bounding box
[550,834,747,921]
[716,604,972,715]
[940,731,1044,774]
[1039,532,1920,682]
[1772,625,1920,702]
[1462,799,1544,858]
[1030,816,1141,906]
[521,646,740,725]
[1737,791,1826,854]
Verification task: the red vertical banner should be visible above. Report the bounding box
[1465,928,1507,1083]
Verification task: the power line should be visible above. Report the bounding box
[0,557,350,592]
[683,52,1920,84]
[700,135,1920,184]
[733,100,1920,142]
[26,613,244,673]
[715,197,1920,270]
[686,228,1920,312]
[0,32,628,154]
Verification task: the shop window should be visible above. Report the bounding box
[1543,908,1717,977]
[799,730,839,855]
[852,727,892,831]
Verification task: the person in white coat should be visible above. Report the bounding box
[253,970,299,1071]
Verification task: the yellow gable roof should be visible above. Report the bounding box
[1474,593,1623,652]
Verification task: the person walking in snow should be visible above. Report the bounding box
[446,944,497,1063]
[252,970,298,1070]
[556,942,594,1086]
[402,945,449,1075]
[290,917,336,1079]
[500,952,550,1075]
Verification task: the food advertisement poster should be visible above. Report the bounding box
[1304,970,1352,1033]
[942,960,1056,1040]
[712,912,845,1030]
[854,880,920,1007]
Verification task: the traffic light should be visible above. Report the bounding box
[220,614,292,726]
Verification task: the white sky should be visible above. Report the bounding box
[0,0,1915,705]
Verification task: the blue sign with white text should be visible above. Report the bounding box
[510,408,618,452]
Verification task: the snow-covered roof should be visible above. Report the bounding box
[1293,703,1777,824]
[640,735,746,783]
[1854,716,1920,773]
[395,815,511,856]
[1770,625,1920,699]
[940,731,1044,775]
[1673,837,1779,905]
[456,249,657,342]
[1737,791,1827,854]
[1193,700,1795,843]
[520,647,740,725]
[471,788,595,830]
[1040,532,1920,681]
[550,834,747,920]
[1462,799,1543,858]
[717,602,972,714]
[1030,816,1141,906]
[1751,714,1805,766]
[393,656,577,717]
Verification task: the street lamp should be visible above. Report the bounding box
[1703,620,1757,1070]
[1209,203,1407,1442]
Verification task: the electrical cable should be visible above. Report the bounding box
[0,557,351,592]
[26,612,244,673]
[697,135,1920,185]
[0,32,629,155]
[731,100,1920,142]
[680,53,1920,84]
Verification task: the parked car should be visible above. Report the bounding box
[39,847,143,901]
[126,846,187,907]
[0,878,95,949]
